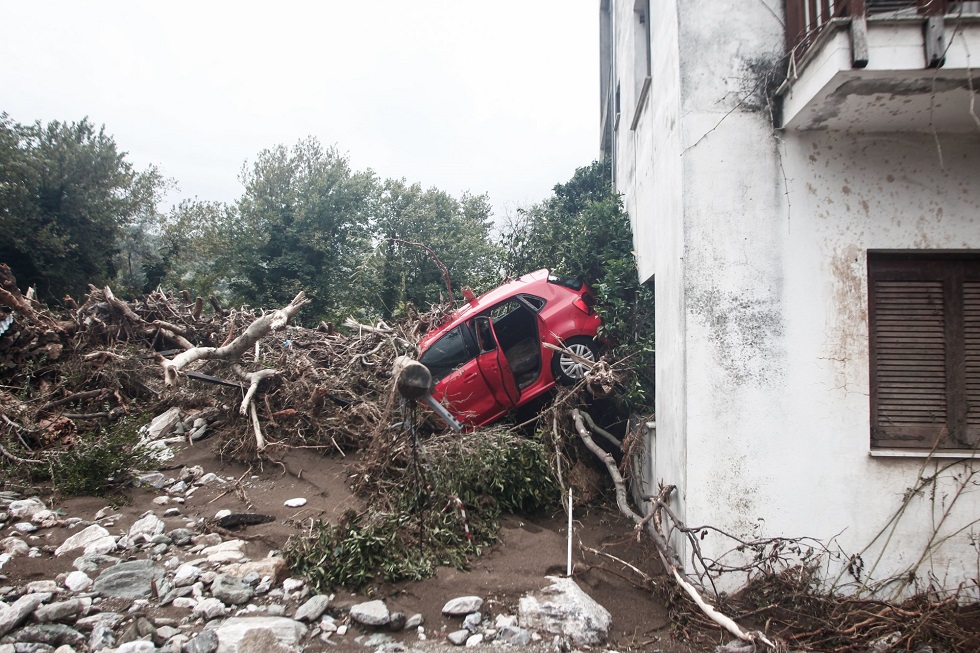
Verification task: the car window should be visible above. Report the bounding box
[519,294,546,311]
[489,299,521,323]
[419,325,476,382]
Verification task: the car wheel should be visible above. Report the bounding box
[552,336,600,385]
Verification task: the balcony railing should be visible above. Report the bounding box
[786,1,976,65]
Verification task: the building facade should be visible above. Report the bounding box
[601,0,980,595]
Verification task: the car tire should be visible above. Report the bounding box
[552,336,600,385]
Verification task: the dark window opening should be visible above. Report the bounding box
[419,324,476,383]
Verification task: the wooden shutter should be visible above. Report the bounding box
[964,281,980,445]
[870,277,948,447]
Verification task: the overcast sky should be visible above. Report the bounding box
[1,1,600,219]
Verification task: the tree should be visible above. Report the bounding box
[370,181,501,318]
[233,139,378,321]
[0,113,164,301]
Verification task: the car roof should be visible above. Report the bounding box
[418,269,550,348]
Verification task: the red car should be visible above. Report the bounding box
[417,270,602,427]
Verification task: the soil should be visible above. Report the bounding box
[1,440,714,653]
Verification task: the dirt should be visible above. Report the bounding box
[1,439,712,652]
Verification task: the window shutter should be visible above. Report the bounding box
[964,281,980,445]
[870,279,949,447]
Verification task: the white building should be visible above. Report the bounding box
[601,0,980,596]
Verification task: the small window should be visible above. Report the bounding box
[868,252,980,451]
[519,294,546,312]
[419,325,476,383]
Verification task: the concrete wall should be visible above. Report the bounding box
[607,0,980,595]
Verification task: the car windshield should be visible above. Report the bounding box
[419,324,475,382]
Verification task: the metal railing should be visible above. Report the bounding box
[785,0,961,58]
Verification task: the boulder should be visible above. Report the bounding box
[55,525,116,557]
[293,594,330,622]
[208,617,307,653]
[518,576,612,647]
[441,596,484,616]
[349,599,390,627]
[210,574,253,606]
[92,560,165,599]
[0,593,49,637]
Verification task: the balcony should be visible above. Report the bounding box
[778,1,980,131]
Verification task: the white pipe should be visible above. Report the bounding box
[566,488,573,576]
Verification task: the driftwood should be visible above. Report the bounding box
[571,408,775,650]
[163,292,309,386]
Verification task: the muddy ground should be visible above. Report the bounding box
[1,438,715,652]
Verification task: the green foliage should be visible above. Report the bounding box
[0,113,165,300]
[285,431,559,592]
[501,160,655,410]
[47,416,157,498]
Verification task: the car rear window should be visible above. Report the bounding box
[419,325,475,382]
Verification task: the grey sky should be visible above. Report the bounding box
[1,1,599,219]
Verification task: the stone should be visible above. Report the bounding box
[293,594,330,622]
[55,525,116,557]
[174,563,203,587]
[182,628,219,653]
[387,611,406,631]
[0,593,49,637]
[193,598,228,621]
[0,538,29,557]
[145,407,181,439]
[180,466,204,482]
[462,612,481,631]
[92,560,165,599]
[237,628,291,653]
[227,557,284,584]
[152,625,180,645]
[25,580,60,594]
[152,497,169,506]
[34,599,90,623]
[167,528,193,546]
[349,599,390,627]
[441,596,484,616]
[115,641,156,653]
[201,540,245,563]
[8,498,46,520]
[464,633,484,647]
[405,613,424,629]
[14,624,85,648]
[89,622,115,650]
[172,597,198,609]
[283,498,306,508]
[128,513,166,540]
[496,625,532,646]
[12,521,37,533]
[136,472,167,489]
[210,575,252,606]
[195,473,223,486]
[63,571,92,593]
[30,510,60,528]
[518,576,612,647]
[208,617,307,653]
[447,629,470,646]
[72,553,118,573]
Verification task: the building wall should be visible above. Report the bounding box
[608,0,980,594]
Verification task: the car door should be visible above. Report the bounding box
[473,315,521,408]
[422,324,506,426]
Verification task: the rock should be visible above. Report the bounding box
[30,510,60,528]
[465,633,484,647]
[0,593,49,637]
[173,563,203,587]
[172,597,198,609]
[89,622,115,650]
[349,599,390,627]
[183,628,219,653]
[8,498,46,520]
[12,521,37,533]
[441,596,484,616]
[283,498,306,508]
[168,480,188,495]
[115,641,156,653]
[387,611,406,631]
[34,598,90,623]
[167,529,193,546]
[128,513,166,540]
[92,560,165,599]
[136,472,167,489]
[180,466,204,483]
[63,571,92,593]
[496,625,532,646]
[192,598,228,621]
[447,629,470,646]
[405,613,424,630]
[280,578,304,595]
[201,540,245,563]
[10,623,85,647]
[25,580,60,594]
[293,594,330,622]
[55,525,116,557]
[152,497,169,506]
[72,553,119,573]
[462,612,481,631]
[238,628,292,653]
[152,625,180,645]
[0,538,29,557]
[210,575,252,606]
[195,473,223,487]
[518,576,612,647]
[145,407,181,439]
[208,617,307,653]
